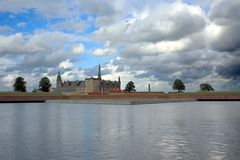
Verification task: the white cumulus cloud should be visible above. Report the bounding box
[59,59,74,69]
[92,47,116,56]
[73,43,85,54]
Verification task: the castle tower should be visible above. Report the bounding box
[118,76,121,90]
[98,64,101,79]
[56,70,62,88]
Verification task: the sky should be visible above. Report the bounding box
[0,0,240,92]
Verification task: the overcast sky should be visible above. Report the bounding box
[0,0,240,92]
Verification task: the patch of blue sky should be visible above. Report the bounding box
[85,23,97,34]
[85,41,102,50]
[75,13,98,34]
[64,40,101,52]
[183,0,211,12]
[75,53,116,69]
[64,39,116,68]
[84,14,98,34]
[0,9,48,34]
[48,17,65,24]
[72,41,115,68]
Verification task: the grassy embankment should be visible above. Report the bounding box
[0,91,240,100]
[47,91,240,100]
[111,91,240,96]
[0,92,66,102]
[0,92,62,96]
[167,91,240,99]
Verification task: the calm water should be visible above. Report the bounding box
[0,102,240,160]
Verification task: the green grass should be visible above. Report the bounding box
[169,91,240,95]
[1,91,239,97]
[167,91,240,98]
[0,92,63,96]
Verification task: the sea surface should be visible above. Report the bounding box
[0,102,240,160]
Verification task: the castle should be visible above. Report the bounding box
[54,64,121,94]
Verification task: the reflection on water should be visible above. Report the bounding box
[0,102,240,160]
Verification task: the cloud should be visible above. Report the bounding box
[121,39,191,57]
[76,0,117,16]
[73,43,85,54]
[0,30,85,90]
[92,47,116,56]
[0,0,76,18]
[0,25,14,33]
[90,0,240,91]
[209,0,240,25]
[2,74,19,89]
[84,64,111,77]
[217,63,240,80]
[0,31,77,55]
[208,0,240,52]
[98,60,173,91]
[50,19,87,32]
[216,51,240,80]
[59,59,74,69]
[92,41,116,56]
[0,33,25,54]
[17,22,27,27]
[0,0,239,91]
[94,2,207,44]
[91,2,213,88]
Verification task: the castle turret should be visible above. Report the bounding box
[98,64,101,79]
[56,70,62,88]
[118,76,121,90]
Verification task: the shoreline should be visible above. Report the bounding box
[46,99,195,105]
[0,92,240,104]
[0,99,239,105]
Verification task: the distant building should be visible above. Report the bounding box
[54,64,121,94]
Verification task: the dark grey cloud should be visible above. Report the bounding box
[22,51,68,68]
[222,79,240,91]
[95,2,207,45]
[181,65,214,83]
[131,10,206,43]
[209,0,240,25]
[76,0,116,16]
[216,60,240,80]
[210,23,240,52]
[116,49,218,85]
[209,0,240,52]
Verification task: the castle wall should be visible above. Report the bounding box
[85,78,101,92]
[56,81,62,88]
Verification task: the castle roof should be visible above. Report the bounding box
[57,70,62,81]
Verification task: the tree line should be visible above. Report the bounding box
[13,76,215,93]
[124,79,214,92]
[13,76,51,92]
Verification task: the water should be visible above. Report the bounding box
[0,102,240,160]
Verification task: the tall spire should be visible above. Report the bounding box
[118,76,121,90]
[98,63,101,79]
[56,69,62,88]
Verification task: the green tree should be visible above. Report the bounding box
[124,81,136,92]
[200,83,214,91]
[173,79,185,92]
[13,77,26,92]
[39,77,51,92]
